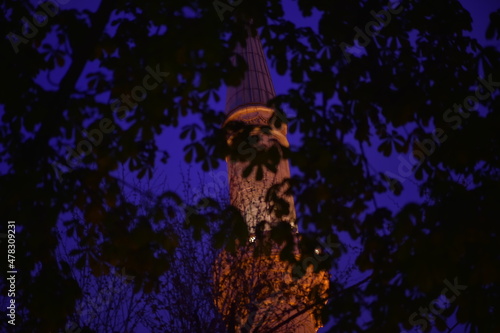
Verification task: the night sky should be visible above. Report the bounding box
[1,0,499,332]
[27,0,498,207]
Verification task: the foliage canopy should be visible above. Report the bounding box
[1,0,500,332]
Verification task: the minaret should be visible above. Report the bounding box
[214,29,329,333]
[224,29,296,235]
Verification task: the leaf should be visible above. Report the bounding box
[256,165,263,180]
[75,255,86,269]
[377,140,392,156]
[242,164,253,178]
[137,168,146,179]
[184,149,193,163]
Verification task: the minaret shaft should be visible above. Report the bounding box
[225,108,296,233]
[224,32,296,234]
[215,29,328,333]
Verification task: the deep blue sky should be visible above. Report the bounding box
[40,0,499,206]
[157,0,499,211]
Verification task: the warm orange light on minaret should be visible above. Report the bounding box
[223,33,297,235]
[214,28,329,333]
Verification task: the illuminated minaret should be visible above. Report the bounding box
[214,29,328,333]
[224,30,296,235]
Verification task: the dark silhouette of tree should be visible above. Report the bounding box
[1,170,350,333]
[1,0,500,332]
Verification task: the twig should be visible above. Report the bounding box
[261,273,374,333]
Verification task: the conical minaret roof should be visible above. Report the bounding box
[225,33,276,115]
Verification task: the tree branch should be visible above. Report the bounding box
[261,273,374,333]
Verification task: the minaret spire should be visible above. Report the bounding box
[225,32,276,115]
